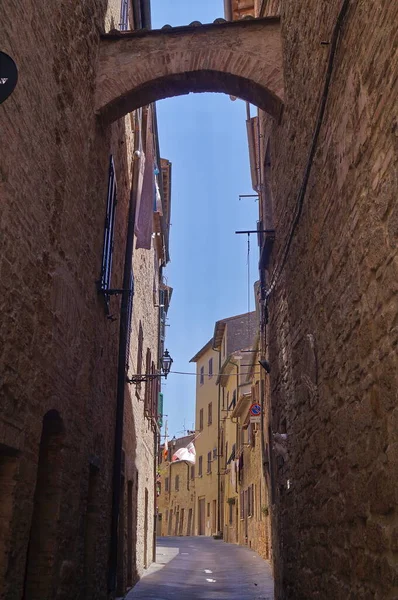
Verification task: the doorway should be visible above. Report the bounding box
[23,410,65,600]
[187,508,193,536]
[198,498,205,535]
[83,465,99,599]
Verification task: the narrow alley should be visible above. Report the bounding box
[127,537,274,600]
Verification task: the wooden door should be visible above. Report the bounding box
[198,498,205,535]
[187,508,193,535]
[212,500,217,534]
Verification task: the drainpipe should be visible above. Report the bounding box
[153,266,163,564]
[108,115,140,594]
[153,422,159,563]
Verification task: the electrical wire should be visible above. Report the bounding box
[266,0,351,297]
[170,370,263,377]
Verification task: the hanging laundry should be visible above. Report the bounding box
[172,441,196,465]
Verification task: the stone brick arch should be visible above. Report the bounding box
[96,17,284,123]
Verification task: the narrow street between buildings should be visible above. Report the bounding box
[126,537,274,600]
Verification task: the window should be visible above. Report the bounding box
[229,501,233,525]
[199,409,204,431]
[208,402,212,425]
[136,321,143,376]
[207,502,210,517]
[126,270,134,368]
[240,491,244,520]
[150,362,159,418]
[165,477,169,492]
[165,509,168,522]
[200,366,204,385]
[248,484,254,517]
[207,451,212,474]
[119,0,129,30]
[213,447,217,460]
[198,456,203,477]
[228,390,236,411]
[144,348,151,411]
[99,156,117,310]
[208,357,213,378]
[190,466,195,480]
[175,475,179,491]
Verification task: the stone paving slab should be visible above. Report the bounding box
[125,536,274,600]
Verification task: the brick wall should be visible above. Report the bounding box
[0,0,148,597]
[158,460,196,537]
[265,1,398,598]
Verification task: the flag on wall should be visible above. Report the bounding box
[163,437,168,461]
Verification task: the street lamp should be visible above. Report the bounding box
[161,349,173,378]
[126,349,173,384]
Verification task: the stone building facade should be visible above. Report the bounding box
[0,1,170,598]
[214,313,271,561]
[190,341,220,536]
[227,0,398,598]
[1,0,397,598]
[157,435,196,538]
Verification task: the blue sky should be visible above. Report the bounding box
[151,0,259,439]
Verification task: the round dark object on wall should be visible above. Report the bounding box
[0,51,18,104]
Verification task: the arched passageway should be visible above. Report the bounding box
[23,410,65,600]
[95,17,283,123]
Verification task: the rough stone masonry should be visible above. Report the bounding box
[265,1,398,598]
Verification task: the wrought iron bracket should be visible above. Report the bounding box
[126,373,164,385]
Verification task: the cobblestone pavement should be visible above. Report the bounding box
[126,536,274,600]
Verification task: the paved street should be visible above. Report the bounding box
[126,537,274,600]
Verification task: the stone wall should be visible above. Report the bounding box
[0,0,157,597]
[265,1,398,598]
[158,460,196,537]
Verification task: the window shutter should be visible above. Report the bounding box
[144,349,151,411]
[99,156,117,311]
[120,0,129,30]
[158,392,163,427]
[125,270,134,369]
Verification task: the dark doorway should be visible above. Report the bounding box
[117,473,126,595]
[0,445,19,592]
[23,410,65,600]
[127,480,133,587]
[187,508,193,536]
[198,498,205,535]
[83,464,99,599]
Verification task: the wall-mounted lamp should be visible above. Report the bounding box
[127,349,173,384]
